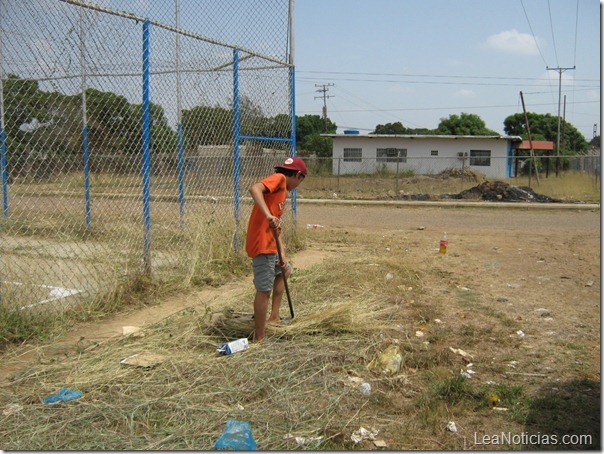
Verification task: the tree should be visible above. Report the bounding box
[182,105,232,148]
[372,121,407,134]
[503,112,588,153]
[295,114,336,157]
[296,115,336,142]
[436,112,499,136]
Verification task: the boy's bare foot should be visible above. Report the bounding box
[267,317,281,326]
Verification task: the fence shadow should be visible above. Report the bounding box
[523,378,600,450]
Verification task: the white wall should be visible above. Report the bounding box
[330,135,517,178]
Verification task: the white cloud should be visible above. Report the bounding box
[452,89,476,98]
[481,29,542,55]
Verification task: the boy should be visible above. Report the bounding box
[246,157,307,342]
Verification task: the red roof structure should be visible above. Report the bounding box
[514,140,554,151]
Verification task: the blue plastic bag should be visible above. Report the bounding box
[214,420,257,450]
[42,388,82,404]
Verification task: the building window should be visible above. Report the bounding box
[470,150,491,166]
[377,148,407,163]
[343,148,362,162]
[431,150,439,156]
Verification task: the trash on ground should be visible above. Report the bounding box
[359,382,372,396]
[217,338,249,355]
[42,388,83,404]
[516,330,525,338]
[415,330,424,337]
[2,403,23,416]
[284,434,324,447]
[351,426,379,444]
[506,283,521,288]
[385,273,394,281]
[492,406,509,411]
[120,353,166,368]
[449,347,473,362]
[446,421,457,433]
[460,368,475,379]
[306,223,324,229]
[215,419,257,450]
[373,439,389,449]
[122,326,145,338]
[487,394,500,408]
[585,281,594,287]
[368,345,403,375]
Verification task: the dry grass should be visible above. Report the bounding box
[0,207,599,450]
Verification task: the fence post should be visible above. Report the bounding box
[175,0,185,229]
[141,19,152,275]
[337,157,341,191]
[0,36,7,219]
[79,7,91,231]
[232,48,241,251]
[289,65,297,222]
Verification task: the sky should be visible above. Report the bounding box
[293,0,601,140]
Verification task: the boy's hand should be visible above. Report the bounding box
[281,261,292,278]
[267,215,280,230]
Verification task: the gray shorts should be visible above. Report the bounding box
[252,254,284,292]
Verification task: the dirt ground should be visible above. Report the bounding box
[1,203,600,392]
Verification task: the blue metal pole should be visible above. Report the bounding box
[79,6,91,231]
[177,122,185,229]
[141,20,152,274]
[83,125,91,230]
[1,74,7,219]
[290,66,297,218]
[232,49,241,251]
[1,127,7,220]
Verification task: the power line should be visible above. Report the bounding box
[547,0,560,67]
[519,0,549,67]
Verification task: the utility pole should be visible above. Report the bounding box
[314,83,334,132]
[546,65,575,176]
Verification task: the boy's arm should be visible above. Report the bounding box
[249,182,280,229]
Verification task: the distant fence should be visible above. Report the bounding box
[298,154,601,196]
[0,0,295,313]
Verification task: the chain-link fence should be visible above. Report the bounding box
[1,0,295,314]
[297,155,601,200]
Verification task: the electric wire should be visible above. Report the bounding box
[547,0,559,67]
[519,0,549,68]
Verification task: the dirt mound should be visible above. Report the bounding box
[436,167,486,183]
[448,180,561,202]
[393,180,561,203]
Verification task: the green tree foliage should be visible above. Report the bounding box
[182,105,232,148]
[372,121,407,134]
[503,112,588,153]
[436,112,499,136]
[296,114,336,157]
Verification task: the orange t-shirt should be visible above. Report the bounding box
[245,173,287,258]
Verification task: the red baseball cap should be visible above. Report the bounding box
[275,157,308,176]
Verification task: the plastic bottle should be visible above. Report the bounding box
[359,382,372,396]
[216,338,249,355]
[215,420,257,450]
[306,224,324,229]
[439,232,448,254]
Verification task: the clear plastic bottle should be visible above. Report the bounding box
[306,223,324,229]
[439,232,448,254]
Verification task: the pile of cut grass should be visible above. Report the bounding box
[0,251,429,450]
